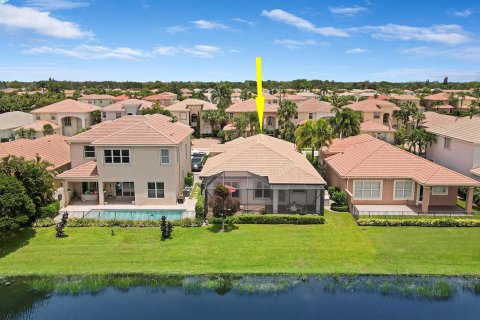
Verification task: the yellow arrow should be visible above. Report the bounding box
[255,56,264,132]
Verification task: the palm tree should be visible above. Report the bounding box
[211,84,232,111]
[466,102,480,119]
[406,129,436,156]
[202,110,227,136]
[314,118,334,150]
[329,108,361,139]
[412,111,426,129]
[295,120,316,155]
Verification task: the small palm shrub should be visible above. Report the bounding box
[55,212,69,237]
[160,216,174,239]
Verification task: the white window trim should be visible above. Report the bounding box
[393,180,415,200]
[160,148,170,165]
[180,112,187,120]
[103,149,131,164]
[353,180,383,200]
[432,186,449,196]
[147,182,165,199]
[83,145,96,158]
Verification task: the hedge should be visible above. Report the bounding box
[208,214,325,225]
[357,218,480,227]
[330,204,349,212]
[195,194,204,219]
[33,217,203,228]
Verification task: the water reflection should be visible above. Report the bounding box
[1,275,479,320]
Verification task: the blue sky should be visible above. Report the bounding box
[0,0,479,82]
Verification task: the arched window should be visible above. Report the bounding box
[191,113,198,123]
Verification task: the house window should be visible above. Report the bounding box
[64,117,71,126]
[224,181,240,198]
[115,112,122,119]
[104,149,130,164]
[229,113,234,119]
[160,149,170,164]
[191,114,198,123]
[51,114,56,120]
[84,145,95,158]
[353,180,382,199]
[444,137,451,149]
[116,182,135,197]
[147,182,165,198]
[373,112,381,119]
[255,181,271,198]
[36,115,40,120]
[394,180,414,200]
[432,186,448,195]
[102,112,106,119]
[81,182,98,194]
[180,112,187,120]
[267,118,273,126]
[308,113,313,119]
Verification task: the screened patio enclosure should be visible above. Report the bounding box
[201,171,325,216]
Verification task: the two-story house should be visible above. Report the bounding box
[293,99,334,125]
[144,92,178,106]
[78,94,115,107]
[31,99,101,136]
[165,99,217,135]
[101,99,153,121]
[426,117,480,181]
[56,115,193,206]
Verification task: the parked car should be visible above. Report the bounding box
[191,156,204,171]
[191,151,206,159]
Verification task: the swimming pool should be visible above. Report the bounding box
[84,209,184,220]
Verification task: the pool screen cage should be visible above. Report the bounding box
[201,171,324,217]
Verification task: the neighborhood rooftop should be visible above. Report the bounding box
[102,99,153,111]
[67,114,194,145]
[323,134,479,187]
[201,134,326,185]
[165,98,217,111]
[427,117,480,144]
[31,99,101,113]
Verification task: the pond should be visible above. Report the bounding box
[1,275,479,320]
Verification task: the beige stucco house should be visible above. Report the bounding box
[101,99,153,121]
[78,94,115,107]
[0,111,34,140]
[144,92,178,106]
[15,120,61,139]
[200,134,326,215]
[165,99,217,135]
[31,99,101,136]
[56,115,193,207]
[293,99,334,125]
[322,134,479,215]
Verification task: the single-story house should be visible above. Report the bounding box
[0,111,34,140]
[200,134,326,215]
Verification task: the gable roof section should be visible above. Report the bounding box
[31,99,101,114]
[0,134,70,170]
[102,99,153,112]
[201,134,325,185]
[297,99,333,113]
[18,120,60,132]
[56,160,98,180]
[427,117,480,143]
[424,92,450,101]
[68,114,193,145]
[324,134,479,186]
[343,99,399,112]
[226,99,278,113]
[0,111,33,130]
[78,94,115,100]
[165,99,217,111]
[360,120,395,133]
[420,112,466,129]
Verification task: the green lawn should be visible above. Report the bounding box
[1,211,480,276]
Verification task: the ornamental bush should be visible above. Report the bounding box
[195,195,205,219]
[330,191,347,206]
[34,217,203,228]
[327,186,340,198]
[357,218,480,227]
[37,201,60,218]
[208,214,325,225]
[184,175,194,187]
[330,204,349,212]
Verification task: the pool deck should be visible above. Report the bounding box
[56,198,196,221]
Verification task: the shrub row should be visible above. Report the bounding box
[34,217,203,228]
[330,204,349,212]
[208,214,325,225]
[357,218,480,227]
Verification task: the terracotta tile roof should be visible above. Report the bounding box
[222,123,236,131]
[432,104,454,109]
[78,94,115,100]
[390,94,420,101]
[112,94,129,101]
[344,99,399,112]
[274,94,307,101]
[18,120,59,132]
[421,112,466,129]
[68,114,193,146]
[427,117,480,143]
[424,92,450,101]
[297,99,334,113]
[201,134,326,185]
[31,99,101,114]
[226,99,278,113]
[56,160,98,179]
[165,99,217,111]
[360,120,395,133]
[144,94,176,101]
[102,99,153,112]
[161,92,177,96]
[324,134,479,186]
[0,111,33,130]
[0,134,70,170]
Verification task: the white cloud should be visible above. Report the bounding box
[164,25,187,33]
[449,9,473,17]
[329,6,367,16]
[275,39,327,49]
[372,68,480,82]
[345,48,367,53]
[401,46,480,62]
[192,20,229,30]
[183,45,220,58]
[0,0,91,38]
[232,18,255,27]
[261,9,349,37]
[21,0,90,10]
[354,24,470,44]
[25,45,147,59]
[153,46,177,56]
